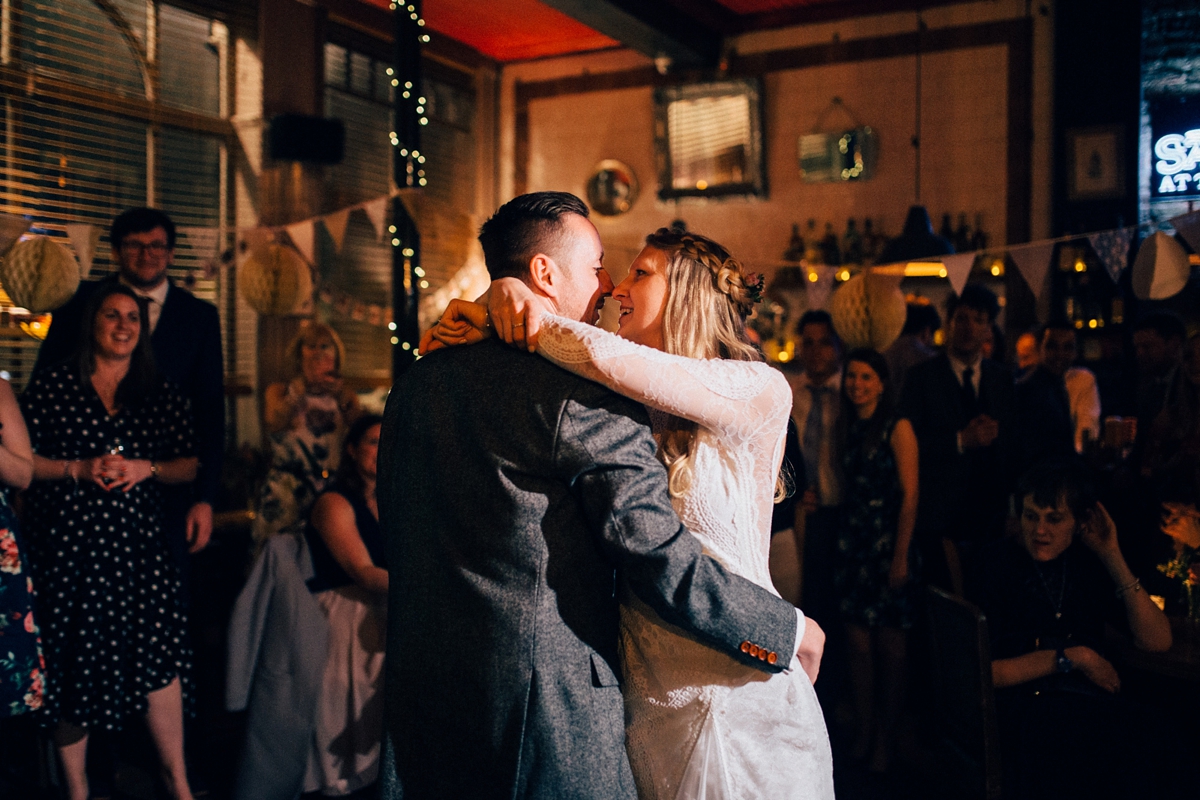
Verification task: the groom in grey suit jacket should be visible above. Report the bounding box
[378,193,818,799]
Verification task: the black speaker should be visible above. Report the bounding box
[268,114,345,164]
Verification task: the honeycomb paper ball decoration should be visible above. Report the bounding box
[829,272,907,352]
[238,243,313,316]
[0,235,80,313]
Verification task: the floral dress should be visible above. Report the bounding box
[835,414,917,629]
[0,491,44,717]
[21,365,194,730]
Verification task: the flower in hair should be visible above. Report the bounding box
[745,272,765,306]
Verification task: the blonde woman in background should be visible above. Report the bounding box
[253,322,361,544]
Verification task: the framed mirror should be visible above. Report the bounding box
[586,160,639,216]
[654,78,765,201]
[799,126,878,183]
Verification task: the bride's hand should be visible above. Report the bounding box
[796,617,825,685]
[418,299,491,355]
[489,277,548,352]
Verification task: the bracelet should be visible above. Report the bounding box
[150,460,159,479]
[1115,577,1142,598]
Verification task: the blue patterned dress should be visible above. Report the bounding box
[0,491,44,717]
[21,365,194,730]
[835,414,917,628]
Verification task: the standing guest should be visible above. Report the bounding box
[884,302,940,397]
[1131,311,1186,436]
[0,376,40,718]
[787,311,844,631]
[22,284,198,800]
[835,349,919,773]
[253,323,361,545]
[900,285,1015,586]
[34,207,223,563]
[966,462,1175,800]
[1031,324,1102,453]
[1014,323,1078,473]
[1014,330,1039,380]
[303,414,388,796]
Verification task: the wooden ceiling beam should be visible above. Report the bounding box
[539,0,722,68]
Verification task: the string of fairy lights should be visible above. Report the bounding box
[389,0,425,369]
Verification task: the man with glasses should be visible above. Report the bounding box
[35,207,224,560]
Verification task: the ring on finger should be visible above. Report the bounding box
[514,322,526,328]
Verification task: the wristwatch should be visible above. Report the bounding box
[1054,648,1073,674]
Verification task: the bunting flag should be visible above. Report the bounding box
[0,215,30,257]
[286,220,316,265]
[396,187,425,229]
[1169,210,1200,254]
[941,252,976,296]
[63,223,101,278]
[322,209,351,253]
[1087,227,1133,283]
[362,197,389,242]
[1008,241,1057,300]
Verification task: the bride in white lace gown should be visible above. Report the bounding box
[430,227,834,800]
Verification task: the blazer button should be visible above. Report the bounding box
[767,652,778,665]
[740,641,751,654]
[757,651,767,661]
[749,644,760,657]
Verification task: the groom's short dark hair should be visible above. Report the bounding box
[479,192,589,281]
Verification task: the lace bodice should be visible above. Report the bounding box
[537,314,792,589]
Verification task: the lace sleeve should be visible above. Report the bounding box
[537,314,791,443]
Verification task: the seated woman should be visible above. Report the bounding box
[302,414,388,796]
[966,461,1174,800]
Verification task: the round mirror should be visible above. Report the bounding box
[586,160,639,216]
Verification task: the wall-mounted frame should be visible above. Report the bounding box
[653,78,765,201]
[1067,125,1125,201]
[586,159,639,216]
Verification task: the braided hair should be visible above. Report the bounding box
[639,228,770,497]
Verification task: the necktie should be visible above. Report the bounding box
[961,366,978,415]
[803,384,826,501]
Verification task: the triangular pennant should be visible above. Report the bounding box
[286,220,316,265]
[1169,210,1200,254]
[362,197,389,242]
[64,223,101,278]
[1086,227,1133,283]
[1008,242,1057,300]
[396,187,425,229]
[0,214,30,258]
[941,252,976,296]
[321,210,351,253]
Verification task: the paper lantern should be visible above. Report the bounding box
[829,272,907,352]
[0,236,80,313]
[238,243,313,315]
[1131,231,1190,300]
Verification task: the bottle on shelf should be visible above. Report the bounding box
[804,219,822,264]
[955,212,972,253]
[842,218,863,265]
[940,213,955,243]
[820,222,842,266]
[783,223,805,262]
[970,213,988,252]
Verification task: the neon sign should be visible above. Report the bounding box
[1149,95,1200,200]
[1155,130,1200,193]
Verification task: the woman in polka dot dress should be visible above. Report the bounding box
[21,284,198,800]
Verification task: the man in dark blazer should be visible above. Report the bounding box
[900,284,1015,586]
[378,193,820,799]
[35,207,224,560]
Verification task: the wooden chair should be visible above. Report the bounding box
[925,586,1003,800]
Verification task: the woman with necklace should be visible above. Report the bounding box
[301,414,388,796]
[967,461,1173,799]
[834,348,919,773]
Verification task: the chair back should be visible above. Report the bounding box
[926,585,1002,800]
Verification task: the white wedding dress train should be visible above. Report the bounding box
[537,315,835,800]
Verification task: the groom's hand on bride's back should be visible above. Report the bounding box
[797,617,825,685]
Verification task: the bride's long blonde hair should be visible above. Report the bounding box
[641,228,766,497]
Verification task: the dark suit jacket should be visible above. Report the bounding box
[378,340,798,800]
[1014,366,1076,473]
[899,353,1016,540]
[34,276,225,505]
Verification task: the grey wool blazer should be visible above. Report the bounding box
[377,340,799,800]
